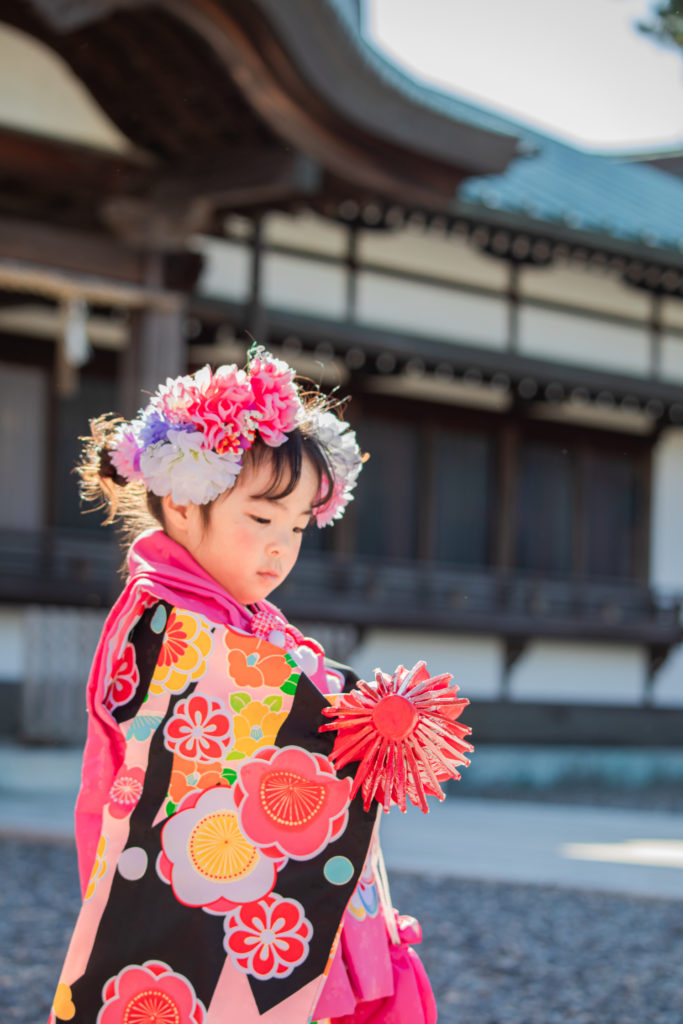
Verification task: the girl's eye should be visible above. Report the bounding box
[250,515,270,525]
[294,525,308,535]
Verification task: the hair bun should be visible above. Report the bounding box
[98,447,129,487]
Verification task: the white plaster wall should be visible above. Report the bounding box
[651,644,683,707]
[518,305,650,375]
[662,297,683,331]
[356,271,508,348]
[650,427,683,591]
[357,227,509,290]
[262,252,348,319]
[0,608,26,683]
[520,262,650,320]
[0,23,132,152]
[660,333,683,384]
[262,211,349,257]
[509,641,646,705]
[194,238,252,302]
[348,630,503,700]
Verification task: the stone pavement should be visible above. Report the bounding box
[1,742,682,900]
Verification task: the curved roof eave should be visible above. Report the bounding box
[246,0,520,176]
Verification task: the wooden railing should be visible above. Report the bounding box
[278,556,682,646]
[0,527,121,606]
[1,529,680,646]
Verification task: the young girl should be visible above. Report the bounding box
[48,347,471,1024]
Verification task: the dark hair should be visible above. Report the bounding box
[77,408,336,553]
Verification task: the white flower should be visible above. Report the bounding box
[300,409,364,526]
[307,410,363,482]
[140,430,242,505]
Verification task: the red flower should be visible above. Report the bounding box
[223,894,312,979]
[103,642,139,713]
[98,960,205,1024]
[163,694,233,762]
[234,746,351,860]
[108,765,145,819]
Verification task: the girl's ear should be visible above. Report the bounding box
[161,494,194,538]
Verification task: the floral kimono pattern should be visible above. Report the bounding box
[50,599,380,1024]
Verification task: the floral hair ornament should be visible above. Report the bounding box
[109,345,363,525]
[319,661,473,813]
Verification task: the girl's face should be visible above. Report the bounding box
[168,455,319,606]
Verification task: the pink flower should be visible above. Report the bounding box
[109,426,142,482]
[224,894,312,979]
[108,765,144,819]
[188,365,254,452]
[154,373,201,428]
[249,353,301,446]
[158,787,277,911]
[103,642,139,713]
[163,694,233,762]
[234,746,351,860]
[97,960,205,1024]
[314,478,351,528]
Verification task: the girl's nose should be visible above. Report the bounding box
[267,532,288,557]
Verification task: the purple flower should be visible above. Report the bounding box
[137,408,172,447]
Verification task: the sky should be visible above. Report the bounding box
[367,0,683,152]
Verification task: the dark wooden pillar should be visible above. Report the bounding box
[494,418,520,570]
[118,254,186,417]
[246,217,267,344]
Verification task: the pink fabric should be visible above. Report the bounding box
[329,915,437,1024]
[74,528,315,894]
[313,942,358,1019]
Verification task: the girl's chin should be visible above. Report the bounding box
[235,582,279,606]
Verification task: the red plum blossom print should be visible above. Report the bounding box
[96,960,205,1024]
[223,894,312,980]
[163,693,233,762]
[234,746,351,861]
[108,765,145,819]
[103,642,139,714]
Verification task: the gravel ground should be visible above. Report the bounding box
[2,837,683,1024]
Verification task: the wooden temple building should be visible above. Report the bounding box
[3,0,683,743]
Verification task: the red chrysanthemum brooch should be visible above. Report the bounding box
[319,661,473,814]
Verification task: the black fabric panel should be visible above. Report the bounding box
[112,600,173,724]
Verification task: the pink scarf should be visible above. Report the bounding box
[74,529,319,894]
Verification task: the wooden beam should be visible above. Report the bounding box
[0,126,147,194]
[150,146,322,208]
[0,217,146,282]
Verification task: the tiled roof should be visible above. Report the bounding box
[459,126,683,254]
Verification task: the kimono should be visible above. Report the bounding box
[49,530,435,1024]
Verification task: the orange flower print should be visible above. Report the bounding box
[225,633,297,691]
[150,610,213,696]
[168,755,227,806]
[231,695,287,759]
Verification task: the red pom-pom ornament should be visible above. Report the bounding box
[320,661,473,814]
